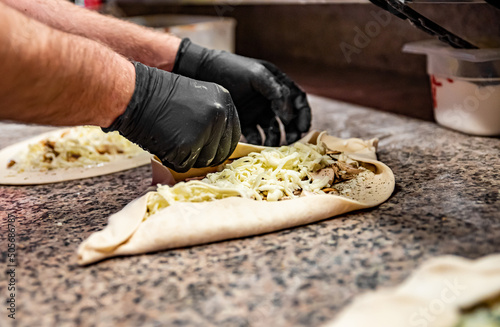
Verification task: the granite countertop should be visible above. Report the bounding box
[0,95,499,327]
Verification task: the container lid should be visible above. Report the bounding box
[403,40,500,62]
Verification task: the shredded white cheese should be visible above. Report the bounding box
[8,126,145,172]
[146,140,364,217]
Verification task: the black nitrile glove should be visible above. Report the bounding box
[104,62,240,173]
[172,38,312,146]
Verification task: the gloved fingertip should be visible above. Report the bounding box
[267,79,283,101]
[272,101,295,125]
[297,106,312,133]
[252,68,283,101]
[264,133,280,147]
[244,131,262,146]
[271,97,285,114]
[294,92,308,108]
[166,157,189,173]
[176,147,202,172]
[263,118,281,147]
[286,131,300,144]
[161,158,189,173]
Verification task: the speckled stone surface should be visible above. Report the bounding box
[1,95,499,327]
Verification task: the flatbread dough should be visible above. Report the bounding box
[324,254,500,327]
[77,131,395,265]
[0,127,152,185]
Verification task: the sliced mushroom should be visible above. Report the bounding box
[322,187,340,195]
[310,167,336,184]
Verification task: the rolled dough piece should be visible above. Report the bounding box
[324,254,500,327]
[0,127,152,185]
[77,131,395,265]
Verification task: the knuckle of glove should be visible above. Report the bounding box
[171,144,196,173]
[251,63,268,79]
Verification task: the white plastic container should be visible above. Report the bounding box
[403,40,500,136]
[127,15,236,53]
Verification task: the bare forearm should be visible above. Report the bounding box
[1,0,181,71]
[0,2,134,127]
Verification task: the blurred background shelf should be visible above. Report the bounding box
[114,0,489,4]
[115,1,499,122]
[115,0,372,5]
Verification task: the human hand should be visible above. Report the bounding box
[172,38,311,146]
[104,62,240,173]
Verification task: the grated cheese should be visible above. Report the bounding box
[146,138,365,217]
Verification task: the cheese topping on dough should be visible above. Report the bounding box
[7,126,145,172]
[146,139,365,217]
